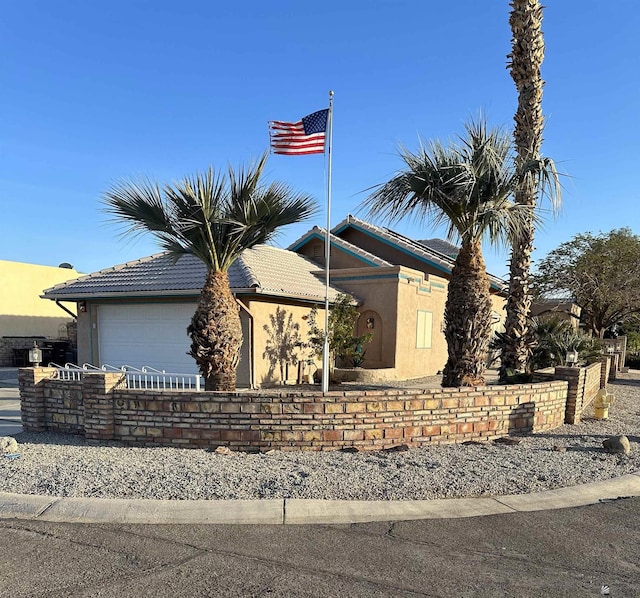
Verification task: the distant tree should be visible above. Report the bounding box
[533,228,640,338]
[492,316,601,376]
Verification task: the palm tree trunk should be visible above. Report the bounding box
[501,0,545,381]
[188,270,243,391]
[442,240,493,387]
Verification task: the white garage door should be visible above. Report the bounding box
[98,303,198,374]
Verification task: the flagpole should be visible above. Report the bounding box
[322,90,334,393]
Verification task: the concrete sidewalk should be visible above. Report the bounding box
[2,471,640,525]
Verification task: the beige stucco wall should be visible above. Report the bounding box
[76,308,93,365]
[330,269,399,370]
[337,228,452,281]
[490,293,507,333]
[530,301,581,331]
[332,266,449,378]
[394,269,449,378]
[241,297,323,386]
[0,260,81,337]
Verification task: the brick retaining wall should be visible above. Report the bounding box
[533,360,607,424]
[19,368,570,451]
[43,379,84,434]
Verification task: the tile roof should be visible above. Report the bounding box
[333,215,507,291]
[287,226,394,267]
[42,245,344,303]
[418,238,460,259]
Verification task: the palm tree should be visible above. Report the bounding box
[500,0,562,381]
[102,152,318,391]
[363,118,532,387]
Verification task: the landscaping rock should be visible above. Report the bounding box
[0,437,18,454]
[383,444,409,452]
[494,437,521,446]
[213,446,232,455]
[602,435,631,455]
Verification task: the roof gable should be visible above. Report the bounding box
[288,226,393,268]
[332,215,506,291]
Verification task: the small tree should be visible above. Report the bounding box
[492,316,602,379]
[306,294,372,369]
[102,153,317,391]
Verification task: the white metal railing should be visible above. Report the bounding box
[50,362,93,381]
[51,363,203,391]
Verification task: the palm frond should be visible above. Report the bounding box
[362,116,523,249]
[102,151,318,272]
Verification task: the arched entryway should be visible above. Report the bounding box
[357,310,383,366]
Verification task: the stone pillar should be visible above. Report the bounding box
[554,366,586,424]
[608,354,618,381]
[18,367,57,432]
[82,372,125,442]
[599,357,610,389]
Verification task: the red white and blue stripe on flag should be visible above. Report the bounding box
[268,109,328,155]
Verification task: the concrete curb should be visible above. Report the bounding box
[1,471,639,525]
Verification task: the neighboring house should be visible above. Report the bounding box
[530,298,582,332]
[0,260,82,366]
[42,216,509,386]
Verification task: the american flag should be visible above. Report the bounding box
[268,109,328,155]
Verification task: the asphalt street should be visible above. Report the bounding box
[2,496,639,597]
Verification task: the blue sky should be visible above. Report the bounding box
[1,1,638,279]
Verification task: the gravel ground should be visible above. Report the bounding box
[1,371,639,501]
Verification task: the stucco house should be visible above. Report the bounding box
[0,260,82,366]
[290,215,507,375]
[41,217,508,386]
[42,246,346,387]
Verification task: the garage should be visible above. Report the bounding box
[97,303,198,373]
[96,302,251,386]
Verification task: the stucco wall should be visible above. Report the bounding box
[331,268,400,370]
[242,297,323,386]
[295,236,368,270]
[76,308,93,365]
[337,228,452,281]
[0,260,81,337]
[394,269,448,378]
[332,266,449,378]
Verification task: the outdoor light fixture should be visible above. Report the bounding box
[566,349,579,367]
[28,342,42,367]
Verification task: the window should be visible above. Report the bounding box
[416,310,433,349]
